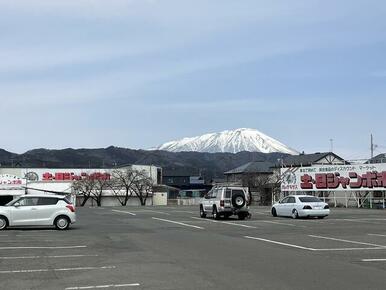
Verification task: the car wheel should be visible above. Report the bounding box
[224,214,231,220]
[238,213,246,220]
[291,209,299,219]
[271,208,277,217]
[200,205,206,218]
[0,216,7,230]
[54,216,70,230]
[212,206,219,220]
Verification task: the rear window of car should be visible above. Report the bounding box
[225,189,231,198]
[299,196,322,203]
[232,189,245,196]
[63,197,72,204]
[37,197,59,205]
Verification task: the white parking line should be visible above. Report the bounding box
[244,236,315,251]
[308,235,386,248]
[0,254,99,260]
[15,235,51,237]
[315,247,386,251]
[244,236,386,251]
[348,218,386,221]
[339,219,384,225]
[139,210,170,215]
[361,259,386,262]
[111,210,136,216]
[0,240,55,243]
[0,245,87,250]
[65,283,140,289]
[260,221,299,227]
[220,221,257,229]
[191,217,257,228]
[152,217,204,230]
[368,234,386,237]
[0,266,115,274]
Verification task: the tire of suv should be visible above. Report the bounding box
[232,193,246,209]
[200,205,206,218]
[54,216,70,230]
[0,216,8,230]
[291,209,299,219]
[271,208,277,217]
[238,213,246,220]
[212,206,220,220]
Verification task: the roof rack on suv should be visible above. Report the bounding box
[212,182,243,187]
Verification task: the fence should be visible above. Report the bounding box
[273,191,386,209]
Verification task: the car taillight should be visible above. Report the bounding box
[324,205,330,209]
[303,205,312,210]
[66,204,75,212]
[220,200,225,207]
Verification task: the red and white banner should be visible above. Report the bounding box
[21,169,112,182]
[281,164,386,192]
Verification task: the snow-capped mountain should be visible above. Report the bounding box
[155,128,298,155]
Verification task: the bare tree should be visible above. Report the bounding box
[239,170,282,205]
[131,171,153,206]
[241,173,271,205]
[72,178,96,207]
[90,177,110,207]
[72,173,111,207]
[109,169,142,206]
[270,170,283,204]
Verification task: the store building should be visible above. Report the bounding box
[0,165,164,206]
[279,152,386,208]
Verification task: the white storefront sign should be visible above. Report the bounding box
[0,174,26,189]
[281,164,386,192]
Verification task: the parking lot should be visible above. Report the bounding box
[1,206,386,289]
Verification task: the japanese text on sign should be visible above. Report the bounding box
[281,163,386,192]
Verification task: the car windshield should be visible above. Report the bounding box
[299,196,322,203]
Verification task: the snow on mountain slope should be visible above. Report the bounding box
[155,128,298,155]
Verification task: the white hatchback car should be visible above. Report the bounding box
[0,194,76,230]
[271,195,330,219]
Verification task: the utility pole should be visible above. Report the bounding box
[371,134,374,159]
[329,139,334,153]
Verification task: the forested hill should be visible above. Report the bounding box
[0,146,288,179]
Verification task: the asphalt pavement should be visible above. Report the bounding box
[1,206,386,289]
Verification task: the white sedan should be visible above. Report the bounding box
[271,195,330,219]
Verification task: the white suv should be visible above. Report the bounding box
[200,186,250,220]
[0,194,76,230]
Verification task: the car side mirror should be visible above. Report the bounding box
[14,203,20,208]
[204,195,210,199]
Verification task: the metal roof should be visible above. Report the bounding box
[224,161,275,175]
[280,152,345,167]
[366,153,386,164]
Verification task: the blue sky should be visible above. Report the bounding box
[0,0,385,160]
